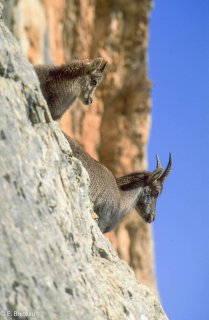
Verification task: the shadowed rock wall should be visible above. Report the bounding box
[2,0,157,292]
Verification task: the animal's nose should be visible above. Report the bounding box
[87,97,92,104]
[146,214,155,223]
[84,97,92,105]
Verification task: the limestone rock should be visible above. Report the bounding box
[0,2,3,18]
[0,16,168,320]
[2,0,156,292]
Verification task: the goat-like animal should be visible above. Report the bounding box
[65,133,172,233]
[35,57,107,120]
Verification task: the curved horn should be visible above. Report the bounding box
[99,60,107,72]
[160,153,172,182]
[156,154,162,169]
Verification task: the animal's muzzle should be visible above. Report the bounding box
[145,214,155,223]
[85,97,92,105]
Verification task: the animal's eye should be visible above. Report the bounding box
[91,79,97,86]
[153,191,159,197]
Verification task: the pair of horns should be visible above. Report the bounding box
[156,153,172,182]
[87,57,107,74]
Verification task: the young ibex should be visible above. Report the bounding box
[35,57,107,120]
[65,134,172,233]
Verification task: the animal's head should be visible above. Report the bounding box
[119,154,172,223]
[79,57,107,105]
[135,153,172,223]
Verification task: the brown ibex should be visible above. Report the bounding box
[65,134,172,233]
[35,57,107,120]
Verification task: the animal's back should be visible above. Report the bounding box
[64,133,120,231]
[64,134,118,197]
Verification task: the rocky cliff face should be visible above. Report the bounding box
[2,0,156,293]
[0,5,168,319]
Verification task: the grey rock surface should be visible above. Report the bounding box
[0,16,168,320]
[0,2,3,19]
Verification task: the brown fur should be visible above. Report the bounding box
[35,58,107,120]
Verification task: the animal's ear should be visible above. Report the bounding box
[117,172,148,191]
[87,57,107,73]
[147,168,163,184]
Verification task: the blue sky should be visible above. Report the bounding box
[147,1,209,319]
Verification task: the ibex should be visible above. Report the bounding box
[35,57,107,120]
[65,134,172,233]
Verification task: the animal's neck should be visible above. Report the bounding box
[58,77,81,103]
[48,74,83,120]
[116,173,145,216]
[118,188,142,217]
